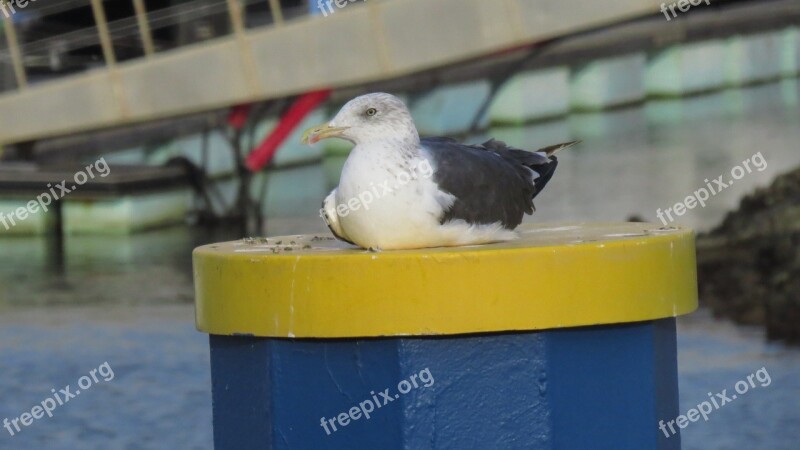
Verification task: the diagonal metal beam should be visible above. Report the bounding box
[89,0,116,66]
[132,0,155,57]
[1,8,27,88]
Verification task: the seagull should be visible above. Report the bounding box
[301,92,577,250]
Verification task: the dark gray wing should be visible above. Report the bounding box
[422,137,570,229]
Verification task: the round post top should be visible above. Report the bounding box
[193,223,697,338]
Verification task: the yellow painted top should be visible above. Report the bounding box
[193,222,698,338]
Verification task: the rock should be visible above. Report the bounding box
[697,166,800,343]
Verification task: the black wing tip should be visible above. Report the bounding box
[537,140,581,157]
[481,139,581,157]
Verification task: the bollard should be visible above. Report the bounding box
[193,222,697,449]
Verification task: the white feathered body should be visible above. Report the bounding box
[324,142,516,250]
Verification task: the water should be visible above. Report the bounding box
[677,310,800,449]
[1,79,799,449]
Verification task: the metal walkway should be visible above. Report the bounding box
[0,0,659,146]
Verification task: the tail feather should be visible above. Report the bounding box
[478,138,578,209]
[528,141,579,204]
[535,140,581,157]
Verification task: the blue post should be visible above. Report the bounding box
[208,319,680,449]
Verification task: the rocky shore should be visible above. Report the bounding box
[697,166,800,343]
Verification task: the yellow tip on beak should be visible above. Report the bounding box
[301,123,348,145]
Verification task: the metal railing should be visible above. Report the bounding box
[0,0,673,146]
[0,0,311,92]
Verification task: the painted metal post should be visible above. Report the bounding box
[89,0,117,67]
[1,9,27,89]
[193,222,698,449]
[131,0,155,57]
[268,0,284,25]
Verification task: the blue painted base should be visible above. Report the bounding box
[209,319,680,449]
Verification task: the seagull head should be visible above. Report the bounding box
[302,93,419,146]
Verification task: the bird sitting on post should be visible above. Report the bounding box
[302,92,577,251]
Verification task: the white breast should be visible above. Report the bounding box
[333,143,517,250]
[333,143,445,249]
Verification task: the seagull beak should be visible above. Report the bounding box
[301,124,349,145]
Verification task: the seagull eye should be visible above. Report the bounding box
[365,108,377,116]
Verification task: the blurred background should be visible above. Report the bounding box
[0,0,799,448]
